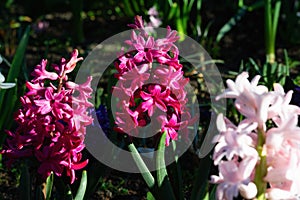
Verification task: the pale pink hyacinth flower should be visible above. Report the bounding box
[211,114,258,199]
[212,71,300,199]
[211,158,258,200]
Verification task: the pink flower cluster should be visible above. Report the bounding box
[114,16,192,146]
[211,72,300,199]
[1,50,93,184]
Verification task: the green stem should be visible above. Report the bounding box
[264,0,281,64]
[265,0,273,63]
[254,128,267,200]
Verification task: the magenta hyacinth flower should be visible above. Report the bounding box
[113,16,193,146]
[1,49,93,184]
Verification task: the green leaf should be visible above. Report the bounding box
[74,170,87,200]
[248,58,262,75]
[209,185,217,200]
[190,154,212,200]
[64,185,74,200]
[45,172,54,200]
[216,6,247,42]
[147,191,156,200]
[83,161,109,200]
[0,80,18,143]
[156,131,176,200]
[131,0,140,14]
[0,26,30,130]
[168,141,184,200]
[35,186,44,200]
[123,0,135,17]
[247,0,264,11]
[128,143,155,189]
[167,3,178,21]
[20,165,31,200]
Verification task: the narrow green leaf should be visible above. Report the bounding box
[168,141,184,200]
[216,6,247,42]
[0,79,18,143]
[156,131,168,186]
[74,170,87,200]
[190,154,212,200]
[247,0,264,11]
[147,191,156,200]
[209,185,217,200]
[183,0,189,15]
[131,0,140,14]
[20,165,31,200]
[83,161,109,200]
[272,0,281,41]
[128,143,155,189]
[248,58,261,75]
[7,26,30,82]
[167,4,178,21]
[238,0,244,7]
[45,172,54,200]
[156,132,176,200]
[202,21,213,38]
[0,26,30,117]
[123,0,135,17]
[64,185,74,200]
[265,0,273,58]
[188,0,196,12]
[35,186,44,200]
[5,0,14,8]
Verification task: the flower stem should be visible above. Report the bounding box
[57,71,66,93]
[264,0,281,64]
[254,128,267,200]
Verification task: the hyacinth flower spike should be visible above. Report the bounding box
[212,72,300,200]
[1,49,93,184]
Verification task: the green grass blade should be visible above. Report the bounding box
[74,170,87,200]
